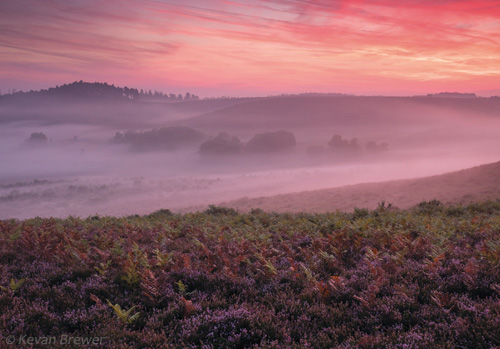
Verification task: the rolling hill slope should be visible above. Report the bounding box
[220,161,500,212]
[180,95,500,136]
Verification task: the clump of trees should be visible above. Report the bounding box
[114,126,206,151]
[25,132,48,145]
[199,133,243,155]
[198,130,297,156]
[328,135,361,153]
[307,134,389,157]
[246,130,296,153]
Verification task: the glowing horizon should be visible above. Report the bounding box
[1,0,500,97]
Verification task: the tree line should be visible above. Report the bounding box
[0,81,199,102]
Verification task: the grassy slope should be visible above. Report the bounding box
[222,161,500,213]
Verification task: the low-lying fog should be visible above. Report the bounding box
[1,95,499,219]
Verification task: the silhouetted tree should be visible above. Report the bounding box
[199,133,243,155]
[113,126,206,151]
[246,130,296,153]
[26,132,48,144]
[328,135,360,153]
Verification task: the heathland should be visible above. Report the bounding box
[1,201,499,347]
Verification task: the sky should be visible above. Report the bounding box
[1,0,500,97]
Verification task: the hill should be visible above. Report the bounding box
[0,82,258,128]
[180,95,500,136]
[0,81,200,102]
[220,161,500,212]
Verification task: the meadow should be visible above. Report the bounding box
[1,200,499,348]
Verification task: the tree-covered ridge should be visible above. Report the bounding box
[0,81,199,102]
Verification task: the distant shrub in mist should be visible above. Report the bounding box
[25,132,48,145]
[246,130,296,153]
[328,135,361,153]
[199,133,243,155]
[113,126,206,151]
[306,135,389,159]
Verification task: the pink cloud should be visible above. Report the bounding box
[1,0,500,96]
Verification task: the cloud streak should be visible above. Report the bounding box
[1,0,500,95]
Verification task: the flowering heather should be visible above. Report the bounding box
[1,201,500,348]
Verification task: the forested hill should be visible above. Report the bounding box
[0,81,199,103]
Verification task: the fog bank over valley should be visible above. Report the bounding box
[1,83,499,218]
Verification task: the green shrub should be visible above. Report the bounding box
[204,205,238,216]
[417,199,443,214]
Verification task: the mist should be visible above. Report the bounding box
[1,91,500,219]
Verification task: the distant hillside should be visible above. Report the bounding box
[0,81,199,102]
[220,161,500,213]
[427,92,477,98]
[180,95,500,135]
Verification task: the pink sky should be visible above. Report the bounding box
[1,0,500,97]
